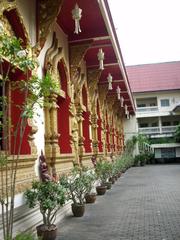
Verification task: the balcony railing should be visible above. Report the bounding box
[136,106,158,113]
[161,126,177,133]
[138,125,177,135]
[138,127,160,134]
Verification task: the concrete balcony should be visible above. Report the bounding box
[138,125,177,136]
[137,106,159,113]
[161,126,177,133]
[139,127,160,134]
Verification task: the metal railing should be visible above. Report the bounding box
[138,127,160,134]
[138,125,177,135]
[161,126,177,133]
[136,106,158,113]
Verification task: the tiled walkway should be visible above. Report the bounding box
[57,165,180,240]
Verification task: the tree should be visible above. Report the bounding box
[0,25,57,240]
[174,124,180,143]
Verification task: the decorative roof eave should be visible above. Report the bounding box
[97,0,135,114]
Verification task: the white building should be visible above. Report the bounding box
[126,61,180,162]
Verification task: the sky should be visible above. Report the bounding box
[108,0,180,66]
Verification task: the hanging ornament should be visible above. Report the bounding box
[97,48,105,70]
[116,86,121,100]
[125,104,128,115]
[120,97,124,107]
[72,3,82,34]
[107,73,113,90]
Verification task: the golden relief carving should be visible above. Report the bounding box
[44,32,63,94]
[70,43,91,67]
[27,118,38,156]
[0,0,16,16]
[0,2,30,45]
[37,0,63,48]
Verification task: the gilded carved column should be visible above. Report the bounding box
[87,69,102,156]
[98,86,108,157]
[107,96,116,153]
[44,99,52,169]
[49,93,60,165]
[76,103,85,160]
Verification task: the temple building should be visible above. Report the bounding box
[0,0,135,234]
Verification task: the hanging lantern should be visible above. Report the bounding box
[116,86,121,100]
[120,97,124,107]
[107,73,113,90]
[0,21,4,33]
[125,104,128,115]
[97,48,105,70]
[72,3,82,34]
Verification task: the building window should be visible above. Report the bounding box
[150,103,156,106]
[137,104,146,108]
[139,123,148,128]
[160,99,170,107]
[161,148,175,159]
[152,122,158,127]
[173,121,179,126]
[162,122,171,126]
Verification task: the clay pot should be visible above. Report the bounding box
[96,185,107,195]
[118,172,122,178]
[36,224,57,240]
[103,181,112,190]
[109,177,115,184]
[71,203,85,217]
[85,193,97,203]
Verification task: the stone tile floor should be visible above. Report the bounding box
[57,164,180,240]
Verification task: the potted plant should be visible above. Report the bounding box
[59,167,90,217]
[25,180,66,240]
[84,169,97,204]
[95,160,110,195]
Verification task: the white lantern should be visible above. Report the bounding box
[116,86,121,100]
[125,104,128,115]
[107,73,113,90]
[0,21,4,33]
[120,97,124,107]
[72,3,82,34]
[97,49,104,70]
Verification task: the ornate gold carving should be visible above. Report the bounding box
[69,101,80,165]
[37,0,63,48]
[87,69,101,112]
[0,1,30,45]
[0,0,16,16]
[70,43,91,67]
[27,118,38,156]
[44,32,63,94]
[98,85,108,111]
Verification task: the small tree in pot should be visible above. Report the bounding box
[83,169,97,203]
[59,167,91,217]
[95,160,110,195]
[25,180,66,240]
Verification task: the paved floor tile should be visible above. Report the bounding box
[56,165,180,240]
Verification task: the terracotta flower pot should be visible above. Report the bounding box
[36,224,57,240]
[118,172,122,178]
[103,181,112,190]
[71,203,85,217]
[109,177,115,184]
[85,193,97,203]
[96,185,107,195]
